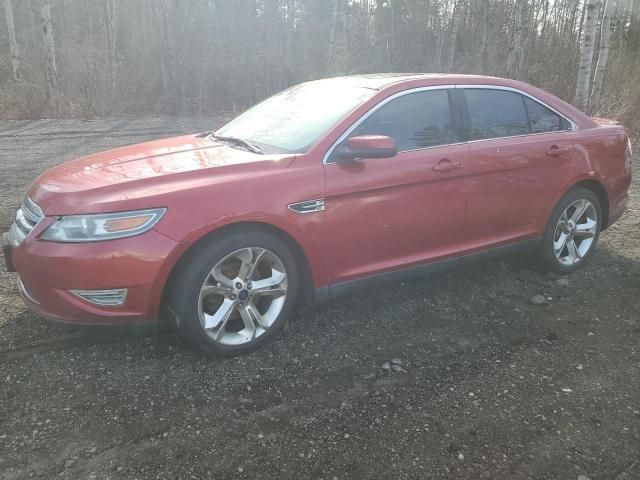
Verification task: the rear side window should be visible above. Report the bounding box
[524,97,570,133]
[464,89,529,140]
[351,89,459,152]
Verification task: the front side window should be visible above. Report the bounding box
[464,89,530,140]
[350,89,459,152]
[216,80,375,153]
[524,97,570,133]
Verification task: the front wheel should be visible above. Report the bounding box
[166,229,299,357]
[536,186,602,274]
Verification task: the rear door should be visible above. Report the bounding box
[323,88,469,284]
[461,87,578,253]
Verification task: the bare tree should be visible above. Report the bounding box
[106,0,118,98]
[506,0,526,78]
[3,0,20,81]
[329,0,339,60]
[590,0,616,113]
[0,0,639,136]
[480,0,490,74]
[40,0,58,112]
[447,0,464,72]
[574,0,601,111]
[155,0,170,102]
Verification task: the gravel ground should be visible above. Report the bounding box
[0,118,639,480]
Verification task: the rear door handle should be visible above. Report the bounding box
[433,159,463,172]
[546,145,571,157]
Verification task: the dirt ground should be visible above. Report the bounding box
[0,118,639,480]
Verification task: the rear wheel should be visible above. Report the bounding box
[537,187,602,274]
[167,229,299,357]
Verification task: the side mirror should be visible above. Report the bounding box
[336,135,398,160]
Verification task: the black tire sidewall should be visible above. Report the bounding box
[168,229,299,357]
[538,187,602,275]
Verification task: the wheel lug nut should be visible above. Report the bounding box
[235,282,243,289]
[247,283,252,289]
[230,294,237,300]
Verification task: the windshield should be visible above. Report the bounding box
[215,80,376,153]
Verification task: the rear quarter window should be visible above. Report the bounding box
[523,97,570,133]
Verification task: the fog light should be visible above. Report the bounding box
[71,289,127,307]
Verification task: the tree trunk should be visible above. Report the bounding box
[329,0,339,61]
[540,0,549,38]
[156,0,176,112]
[590,0,616,113]
[447,0,464,72]
[480,0,490,74]
[40,1,58,112]
[506,0,526,78]
[4,0,20,81]
[631,0,640,45]
[107,0,118,98]
[574,0,601,111]
[577,0,588,51]
[155,1,169,103]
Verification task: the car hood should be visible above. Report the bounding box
[28,134,297,215]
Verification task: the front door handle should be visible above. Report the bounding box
[433,159,463,172]
[546,145,571,157]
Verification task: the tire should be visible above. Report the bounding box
[536,186,602,275]
[166,228,299,357]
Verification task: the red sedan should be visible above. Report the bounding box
[3,74,632,356]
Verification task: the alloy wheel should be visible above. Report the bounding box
[553,199,598,266]
[198,247,288,345]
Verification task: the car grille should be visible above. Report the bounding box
[8,198,44,247]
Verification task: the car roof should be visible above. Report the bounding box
[299,73,595,130]
[305,73,507,90]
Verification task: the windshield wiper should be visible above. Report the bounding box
[211,133,263,154]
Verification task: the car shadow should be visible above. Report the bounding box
[1,243,637,361]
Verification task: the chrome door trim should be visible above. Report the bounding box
[464,129,577,146]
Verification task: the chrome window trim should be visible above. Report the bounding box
[461,84,578,134]
[322,84,578,165]
[464,129,576,146]
[384,141,468,155]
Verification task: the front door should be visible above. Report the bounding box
[323,88,469,285]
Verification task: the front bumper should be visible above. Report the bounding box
[4,229,184,325]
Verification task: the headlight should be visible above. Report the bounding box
[40,208,166,243]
